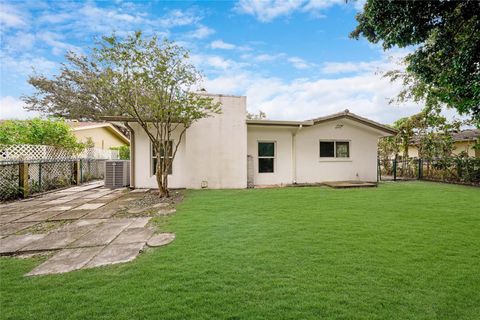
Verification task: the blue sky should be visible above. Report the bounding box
[0,0,433,123]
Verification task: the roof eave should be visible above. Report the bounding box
[246,120,314,127]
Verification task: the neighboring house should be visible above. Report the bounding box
[68,121,130,150]
[105,94,396,189]
[408,129,480,158]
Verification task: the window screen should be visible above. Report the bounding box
[320,141,335,157]
[258,142,275,173]
[152,141,173,175]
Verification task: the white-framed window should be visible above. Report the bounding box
[258,141,275,173]
[152,141,173,175]
[319,140,350,158]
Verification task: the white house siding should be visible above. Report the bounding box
[247,118,385,186]
[295,118,381,183]
[132,95,247,189]
[247,126,294,186]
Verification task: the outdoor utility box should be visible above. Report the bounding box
[105,160,130,189]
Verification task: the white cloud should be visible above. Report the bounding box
[158,9,201,28]
[203,52,422,125]
[1,54,58,76]
[211,40,236,50]
[245,53,285,62]
[235,0,344,22]
[38,31,81,55]
[321,49,409,74]
[188,25,215,39]
[0,96,39,120]
[0,3,27,28]
[288,56,311,69]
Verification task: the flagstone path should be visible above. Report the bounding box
[0,181,175,276]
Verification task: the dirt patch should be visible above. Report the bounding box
[113,190,184,219]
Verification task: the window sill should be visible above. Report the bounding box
[318,158,352,162]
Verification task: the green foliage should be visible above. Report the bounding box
[110,145,130,160]
[383,107,463,160]
[246,110,267,120]
[0,118,85,151]
[352,0,480,122]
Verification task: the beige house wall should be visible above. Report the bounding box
[133,95,248,189]
[73,127,127,150]
[408,140,477,158]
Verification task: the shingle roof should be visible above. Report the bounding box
[410,129,480,144]
[309,109,398,135]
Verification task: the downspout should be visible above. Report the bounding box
[124,122,135,189]
[292,124,303,184]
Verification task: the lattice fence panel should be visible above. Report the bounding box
[0,144,118,161]
[0,163,20,201]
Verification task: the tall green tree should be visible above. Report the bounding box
[23,32,221,197]
[351,0,480,123]
[0,118,84,151]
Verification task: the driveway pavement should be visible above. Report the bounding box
[0,182,175,276]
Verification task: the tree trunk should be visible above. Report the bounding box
[155,149,169,198]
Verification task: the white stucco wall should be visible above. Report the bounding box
[247,126,294,186]
[132,94,247,189]
[295,119,381,183]
[132,123,187,189]
[247,118,387,185]
[185,95,247,189]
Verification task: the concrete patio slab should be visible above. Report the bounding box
[50,206,74,211]
[127,217,151,228]
[82,207,117,219]
[147,233,176,247]
[323,181,377,188]
[69,219,133,247]
[157,208,176,216]
[44,198,71,205]
[0,213,32,224]
[22,228,90,251]
[112,228,154,245]
[18,210,63,222]
[73,203,106,211]
[49,210,91,221]
[54,219,106,232]
[0,222,39,237]
[0,234,46,254]
[27,246,103,276]
[84,242,145,269]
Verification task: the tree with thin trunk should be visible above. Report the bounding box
[23,32,221,197]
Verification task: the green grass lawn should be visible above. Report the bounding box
[1,182,479,319]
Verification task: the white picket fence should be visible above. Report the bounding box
[0,144,119,162]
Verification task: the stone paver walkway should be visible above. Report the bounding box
[0,182,176,276]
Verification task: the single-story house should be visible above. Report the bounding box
[408,129,480,158]
[105,93,396,189]
[68,121,130,150]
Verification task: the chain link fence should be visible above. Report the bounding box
[378,157,480,186]
[0,159,106,201]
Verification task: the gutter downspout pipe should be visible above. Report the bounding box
[124,122,135,189]
[292,124,303,184]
